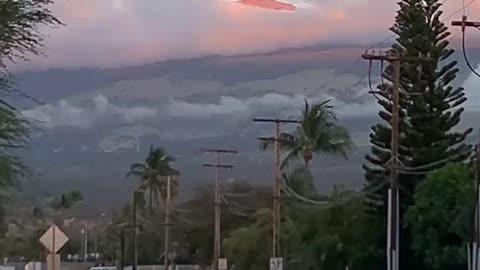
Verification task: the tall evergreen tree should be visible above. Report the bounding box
[363,0,472,268]
[0,1,61,208]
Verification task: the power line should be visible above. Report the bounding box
[452,15,480,78]
[281,177,389,208]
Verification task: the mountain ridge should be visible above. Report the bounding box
[10,41,480,210]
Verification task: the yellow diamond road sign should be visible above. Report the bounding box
[39,225,69,253]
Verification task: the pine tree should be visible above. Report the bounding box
[0,1,61,226]
[363,0,473,268]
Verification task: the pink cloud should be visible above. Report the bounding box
[239,0,296,11]
[14,0,431,70]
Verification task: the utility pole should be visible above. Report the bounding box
[202,148,237,270]
[133,191,143,270]
[94,224,97,259]
[120,227,125,270]
[94,213,105,261]
[472,133,480,270]
[253,118,300,268]
[362,50,400,270]
[467,131,480,270]
[452,16,480,270]
[362,50,430,270]
[164,175,172,270]
[84,225,88,263]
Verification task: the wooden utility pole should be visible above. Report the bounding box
[133,191,143,270]
[452,16,480,270]
[362,50,431,270]
[84,225,88,263]
[473,133,480,270]
[253,118,300,263]
[202,148,237,270]
[164,175,172,270]
[133,194,137,270]
[362,50,400,270]
[120,227,125,270]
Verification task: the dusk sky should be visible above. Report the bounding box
[15,0,480,70]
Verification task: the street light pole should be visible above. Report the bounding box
[94,213,106,260]
[84,225,88,263]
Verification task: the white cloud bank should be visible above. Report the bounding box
[167,91,377,120]
[22,89,377,131]
[23,94,157,129]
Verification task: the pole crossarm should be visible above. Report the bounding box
[362,50,432,62]
[362,51,399,61]
[452,15,480,29]
[200,149,238,154]
[203,164,234,169]
[257,136,292,143]
[452,20,480,27]
[253,117,301,124]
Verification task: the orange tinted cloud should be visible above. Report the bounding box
[17,0,405,69]
[239,0,296,11]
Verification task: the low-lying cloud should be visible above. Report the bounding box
[22,89,377,132]
[23,94,157,129]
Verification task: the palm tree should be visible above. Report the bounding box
[261,99,353,168]
[127,146,179,214]
[281,164,315,198]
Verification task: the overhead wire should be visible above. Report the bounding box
[399,156,458,171]
[222,190,257,198]
[13,90,46,106]
[451,0,480,77]
[281,176,389,208]
[367,0,475,48]
[368,60,382,102]
[461,24,480,78]
[281,184,329,206]
[188,3,478,210]
[336,31,462,110]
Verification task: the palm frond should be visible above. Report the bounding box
[280,148,301,169]
[259,133,296,152]
[127,163,146,176]
[315,126,353,159]
[129,145,180,209]
[278,99,354,166]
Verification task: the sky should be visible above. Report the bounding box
[15,0,477,70]
[17,0,480,133]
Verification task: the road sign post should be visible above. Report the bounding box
[46,254,60,270]
[269,257,283,270]
[218,258,228,270]
[39,225,69,270]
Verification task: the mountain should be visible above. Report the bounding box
[10,41,480,212]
